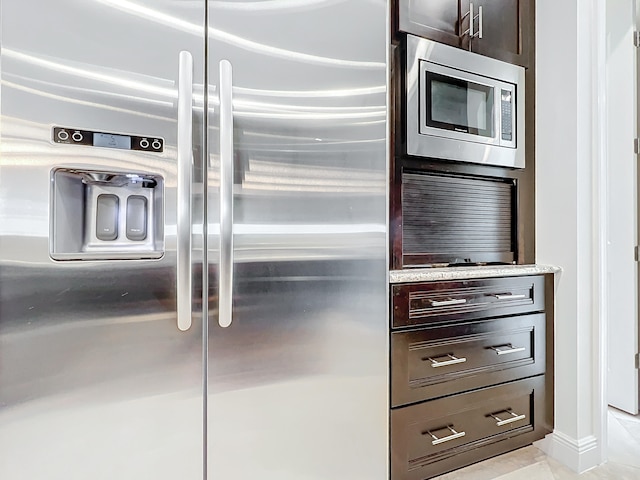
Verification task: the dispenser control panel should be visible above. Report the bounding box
[52,127,164,153]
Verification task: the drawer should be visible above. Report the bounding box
[391,376,549,480]
[391,313,545,407]
[392,275,545,329]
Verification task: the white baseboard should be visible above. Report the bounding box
[533,431,601,473]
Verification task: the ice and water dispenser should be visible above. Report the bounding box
[50,127,165,261]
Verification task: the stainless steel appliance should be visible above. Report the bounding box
[0,1,388,479]
[406,34,525,168]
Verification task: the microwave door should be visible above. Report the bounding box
[424,71,495,139]
[418,63,500,147]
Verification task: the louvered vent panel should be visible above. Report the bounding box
[402,172,514,258]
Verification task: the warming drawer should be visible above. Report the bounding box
[392,275,545,329]
[391,313,545,407]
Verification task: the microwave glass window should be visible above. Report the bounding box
[431,80,488,130]
[425,72,494,137]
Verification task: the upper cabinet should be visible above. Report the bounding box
[397,0,533,68]
[398,0,463,47]
[469,0,532,67]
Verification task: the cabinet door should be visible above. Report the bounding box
[398,0,464,48]
[471,0,532,67]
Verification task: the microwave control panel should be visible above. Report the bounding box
[500,90,513,142]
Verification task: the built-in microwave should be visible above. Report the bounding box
[405,34,525,168]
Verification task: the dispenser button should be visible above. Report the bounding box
[96,194,119,241]
[126,195,147,241]
[72,131,84,142]
[57,130,69,141]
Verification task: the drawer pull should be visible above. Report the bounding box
[426,354,467,368]
[490,344,526,356]
[494,294,527,300]
[430,298,467,307]
[425,425,466,445]
[489,409,527,427]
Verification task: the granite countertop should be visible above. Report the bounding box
[389,264,562,284]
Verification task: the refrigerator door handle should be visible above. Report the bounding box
[218,59,234,328]
[176,50,193,332]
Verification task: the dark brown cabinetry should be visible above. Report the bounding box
[390,0,537,268]
[392,275,544,328]
[398,171,517,268]
[391,376,547,480]
[396,0,533,67]
[397,0,463,48]
[470,0,532,66]
[391,313,545,407]
[390,0,543,475]
[389,274,553,479]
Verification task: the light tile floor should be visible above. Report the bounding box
[433,408,640,479]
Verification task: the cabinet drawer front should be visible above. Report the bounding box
[392,275,545,329]
[391,313,545,407]
[391,376,547,480]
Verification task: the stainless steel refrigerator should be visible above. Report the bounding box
[0,0,388,478]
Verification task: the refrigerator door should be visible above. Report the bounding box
[206,2,388,478]
[0,1,205,479]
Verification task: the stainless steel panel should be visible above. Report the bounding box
[0,1,205,478]
[406,34,526,168]
[206,1,389,478]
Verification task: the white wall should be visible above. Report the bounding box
[536,0,606,472]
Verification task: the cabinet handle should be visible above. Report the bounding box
[489,409,527,427]
[426,354,467,368]
[461,3,473,38]
[490,344,526,356]
[494,294,527,300]
[430,298,467,307]
[424,426,466,446]
[462,4,482,40]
